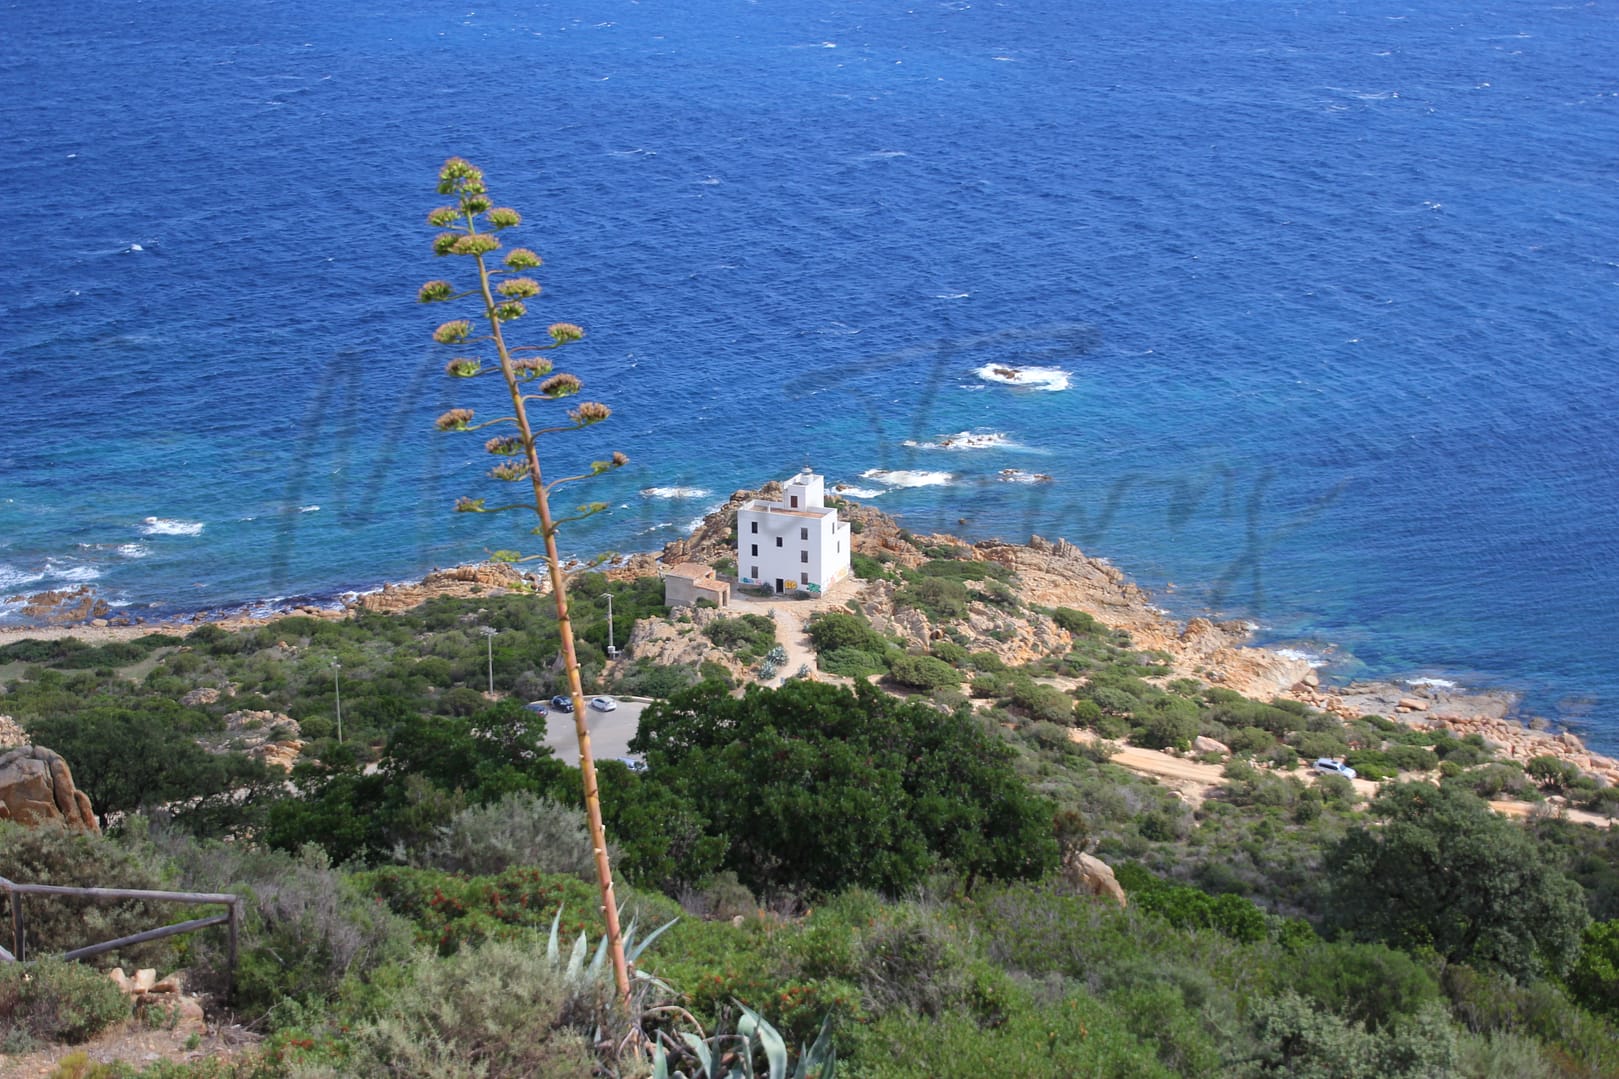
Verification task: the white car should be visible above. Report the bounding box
[1313,757,1357,780]
[590,695,618,712]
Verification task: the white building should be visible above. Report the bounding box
[736,470,852,596]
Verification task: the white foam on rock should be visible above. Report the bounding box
[642,486,712,499]
[975,364,1071,391]
[140,517,204,537]
[861,469,955,488]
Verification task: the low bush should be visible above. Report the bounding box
[0,821,173,970]
[818,647,889,678]
[886,653,960,692]
[412,792,596,879]
[328,940,597,1077]
[0,957,130,1050]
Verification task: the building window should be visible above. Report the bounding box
[800,527,808,541]
[750,544,758,556]
[790,495,799,508]
[751,565,758,578]
[750,521,758,534]
[800,572,809,585]
[776,537,783,548]
[836,540,841,553]
[800,550,808,564]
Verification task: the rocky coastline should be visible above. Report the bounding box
[4,485,1613,791]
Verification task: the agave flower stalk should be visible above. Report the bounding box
[422,157,631,1005]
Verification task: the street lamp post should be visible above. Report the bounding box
[601,593,616,657]
[332,661,342,743]
[480,626,497,694]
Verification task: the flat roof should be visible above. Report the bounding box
[662,562,716,579]
[739,499,835,520]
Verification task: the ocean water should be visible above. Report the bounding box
[2,1,1617,745]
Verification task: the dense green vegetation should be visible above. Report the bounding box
[4,575,1619,1075]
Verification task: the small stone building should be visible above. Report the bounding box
[662,562,731,608]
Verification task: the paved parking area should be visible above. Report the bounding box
[540,698,649,766]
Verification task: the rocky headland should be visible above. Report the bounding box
[3,484,1613,796]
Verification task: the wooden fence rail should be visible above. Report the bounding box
[0,875,240,1000]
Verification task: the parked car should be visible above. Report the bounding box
[1313,757,1357,780]
[614,756,647,773]
[590,695,618,713]
[550,695,575,713]
[523,701,548,716]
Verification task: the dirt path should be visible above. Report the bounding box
[1068,729,1613,826]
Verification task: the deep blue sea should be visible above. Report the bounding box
[2,1,1616,745]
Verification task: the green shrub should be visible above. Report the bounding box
[858,907,967,1019]
[886,653,961,692]
[818,647,889,678]
[158,838,414,1021]
[893,577,969,621]
[703,614,778,657]
[929,640,969,666]
[331,940,596,1077]
[804,612,889,656]
[412,792,595,878]
[0,957,130,1049]
[1052,607,1104,636]
[0,821,173,969]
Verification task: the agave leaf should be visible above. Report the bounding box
[752,1011,788,1079]
[589,928,611,976]
[793,1014,838,1079]
[680,1031,712,1075]
[547,906,564,966]
[629,916,679,963]
[566,929,588,981]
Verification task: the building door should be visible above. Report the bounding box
[774,577,784,594]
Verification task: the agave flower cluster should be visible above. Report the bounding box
[420,157,627,514]
[418,156,633,1007]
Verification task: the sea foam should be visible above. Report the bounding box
[642,486,712,499]
[861,469,955,488]
[902,431,1016,451]
[141,517,205,537]
[975,364,1071,392]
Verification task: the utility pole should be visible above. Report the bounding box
[480,626,497,694]
[332,661,342,743]
[601,593,616,657]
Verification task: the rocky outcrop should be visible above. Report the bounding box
[0,714,27,749]
[220,710,304,771]
[357,562,532,614]
[1193,735,1230,757]
[6,586,111,624]
[620,606,750,682]
[1062,850,1128,907]
[0,745,99,833]
[181,687,221,707]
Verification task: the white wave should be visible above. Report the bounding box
[698,176,720,185]
[997,469,1053,484]
[300,504,319,513]
[832,485,884,499]
[861,469,954,488]
[43,560,102,584]
[128,243,144,252]
[140,516,204,536]
[117,543,150,558]
[641,486,712,499]
[934,292,970,299]
[1274,647,1328,668]
[1407,676,1458,689]
[0,564,46,592]
[903,430,1016,451]
[975,364,1070,391]
[682,515,709,535]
